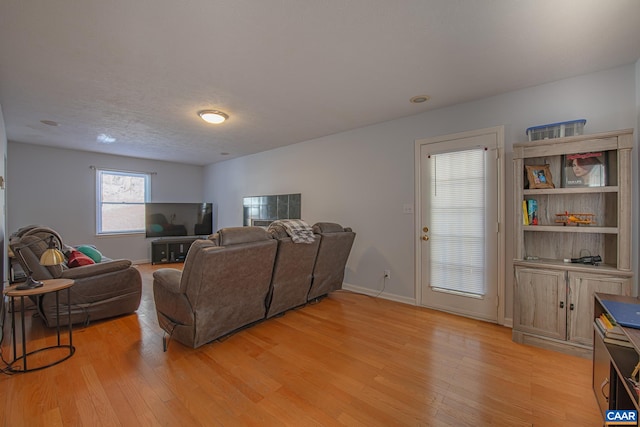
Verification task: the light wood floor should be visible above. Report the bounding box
[0,263,603,426]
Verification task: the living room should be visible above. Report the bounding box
[7,63,640,316]
[1,1,640,425]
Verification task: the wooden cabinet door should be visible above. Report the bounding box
[514,267,566,340]
[567,272,631,346]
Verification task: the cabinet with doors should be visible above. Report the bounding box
[512,129,633,357]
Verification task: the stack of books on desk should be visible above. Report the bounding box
[596,313,634,348]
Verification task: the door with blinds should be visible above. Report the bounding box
[416,128,502,322]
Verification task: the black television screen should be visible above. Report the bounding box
[145,202,213,238]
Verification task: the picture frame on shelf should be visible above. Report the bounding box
[525,164,554,189]
[562,152,606,188]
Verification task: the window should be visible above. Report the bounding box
[96,169,150,234]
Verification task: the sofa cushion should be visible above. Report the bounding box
[61,259,132,279]
[213,226,273,246]
[76,245,103,263]
[312,222,345,233]
[67,250,95,268]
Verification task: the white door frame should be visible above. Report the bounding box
[414,126,506,325]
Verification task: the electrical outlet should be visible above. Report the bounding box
[384,270,391,279]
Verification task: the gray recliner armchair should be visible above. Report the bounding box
[9,226,142,327]
[153,226,278,350]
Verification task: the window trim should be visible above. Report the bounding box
[95,168,151,235]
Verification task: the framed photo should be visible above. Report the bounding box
[562,152,606,188]
[525,164,554,189]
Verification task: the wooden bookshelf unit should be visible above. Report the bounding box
[513,129,634,356]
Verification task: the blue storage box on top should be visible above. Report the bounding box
[526,119,586,141]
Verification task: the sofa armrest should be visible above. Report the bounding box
[152,268,183,294]
[153,268,193,327]
[60,259,132,280]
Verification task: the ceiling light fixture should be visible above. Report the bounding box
[198,110,229,124]
[410,95,430,104]
[97,133,116,144]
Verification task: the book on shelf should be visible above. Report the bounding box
[595,314,630,343]
[595,321,632,348]
[601,312,627,336]
[527,199,538,225]
[604,336,635,348]
[522,200,529,226]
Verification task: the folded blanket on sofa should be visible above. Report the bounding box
[268,219,315,244]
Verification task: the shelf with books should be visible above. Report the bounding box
[514,129,632,271]
[594,312,632,347]
[596,326,634,348]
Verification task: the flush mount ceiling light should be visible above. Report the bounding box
[410,95,431,104]
[97,133,116,144]
[198,110,229,124]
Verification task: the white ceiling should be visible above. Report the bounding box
[1,1,639,166]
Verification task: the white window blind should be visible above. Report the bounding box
[429,148,486,297]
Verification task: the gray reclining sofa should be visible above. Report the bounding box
[153,222,355,350]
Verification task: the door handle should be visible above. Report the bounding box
[559,301,564,309]
[422,236,429,241]
[423,226,429,232]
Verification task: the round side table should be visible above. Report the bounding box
[4,278,75,372]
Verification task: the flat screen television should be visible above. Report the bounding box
[145,202,213,238]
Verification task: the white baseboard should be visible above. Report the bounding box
[342,282,512,328]
[341,282,416,306]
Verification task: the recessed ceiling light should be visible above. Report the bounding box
[198,110,229,124]
[97,133,116,144]
[40,120,59,126]
[410,95,430,104]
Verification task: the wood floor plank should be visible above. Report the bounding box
[0,263,604,426]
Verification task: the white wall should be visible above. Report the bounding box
[206,63,639,319]
[0,105,6,288]
[0,104,7,341]
[7,143,205,263]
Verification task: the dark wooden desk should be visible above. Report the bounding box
[593,293,640,419]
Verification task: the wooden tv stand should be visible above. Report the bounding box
[593,293,640,419]
[151,237,203,264]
